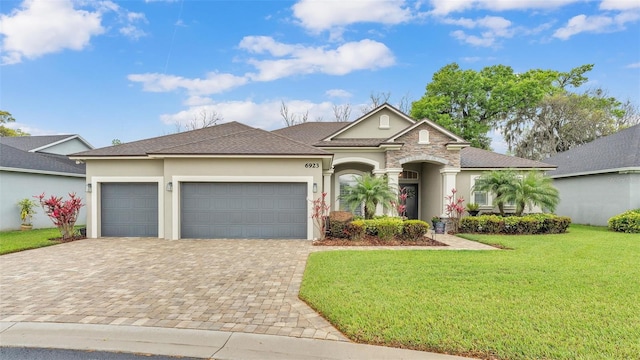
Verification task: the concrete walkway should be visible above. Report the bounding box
[0,321,475,360]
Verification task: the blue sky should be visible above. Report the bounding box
[1,0,639,151]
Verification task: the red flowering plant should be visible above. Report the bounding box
[444,188,465,233]
[311,192,331,240]
[35,192,84,240]
[392,187,409,218]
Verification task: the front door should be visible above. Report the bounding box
[401,184,418,220]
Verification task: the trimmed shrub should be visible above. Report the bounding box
[401,220,430,241]
[328,211,353,238]
[361,218,404,241]
[460,214,571,235]
[344,220,366,241]
[608,209,640,234]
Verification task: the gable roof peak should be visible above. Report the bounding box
[322,102,415,141]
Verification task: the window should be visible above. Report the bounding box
[339,174,363,216]
[471,175,489,206]
[379,114,390,129]
[400,170,419,180]
[418,130,430,144]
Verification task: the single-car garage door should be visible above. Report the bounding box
[181,182,307,239]
[101,183,158,237]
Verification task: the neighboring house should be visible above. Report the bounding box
[545,124,640,226]
[71,104,554,240]
[0,135,93,231]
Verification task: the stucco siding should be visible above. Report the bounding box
[0,171,86,231]
[553,173,638,226]
[40,138,91,155]
[335,109,413,139]
[421,163,442,220]
[332,151,385,170]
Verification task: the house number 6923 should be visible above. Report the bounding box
[305,163,319,168]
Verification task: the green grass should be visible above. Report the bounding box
[300,225,640,360]
[0,227,63,255]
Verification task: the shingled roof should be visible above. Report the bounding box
[461,147,556,169]
[545,124,640,177]
[73,121,330,158]
[0,137,86,175]
[272,122,350,145]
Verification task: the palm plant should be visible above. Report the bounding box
[472,170,518,216]
[341,173,396,219]
[502,171,559,216]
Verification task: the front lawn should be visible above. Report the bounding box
[300,225,640,360]
[0,228,63,255]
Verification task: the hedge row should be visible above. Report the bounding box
[608,209,640,234]
[329,214,430,241]
[459,214,571,235]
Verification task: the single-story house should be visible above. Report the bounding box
[71,104,554,240]
[0,135,93,230]
[545,124,640,226]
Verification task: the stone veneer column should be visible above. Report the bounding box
[440,167,460,217]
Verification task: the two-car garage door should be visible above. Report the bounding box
[100,182,307,239]
[181,182,307,239]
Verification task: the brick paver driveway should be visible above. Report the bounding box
[0,238,346,341]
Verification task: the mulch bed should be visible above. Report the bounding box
[48,235,87,243]
[314,234,448,247]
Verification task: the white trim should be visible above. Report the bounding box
[322,103,416,141]
[149,154,332,159]
[550,167,640,178]
[0,166,85,178]
[70,156,154,160]
[334,170,365,213]
[171,176,315,241]
[90,176,164,239]
[462,167,556,171]
[29,135,94,153]
[385,119,468,144]
[332,157,380,170]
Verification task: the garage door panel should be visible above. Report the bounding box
[101,183,158,237]
[181,182,307,239]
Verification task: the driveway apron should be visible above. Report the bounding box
[0,238,346,341]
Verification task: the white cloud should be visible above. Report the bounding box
[120,25,147,40]
[292,0,413,35]
[241,37,395,81]
[429,0,579,15]
[600,0,640,11]
[445,16,513,47]
[553,11,639,39]
[160,99,337,130]
[0,0,104,64]
[626,62,640,68]
[127,72,249,96]
[325,89,353,98]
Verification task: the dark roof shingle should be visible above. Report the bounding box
[0,135,72,152]
[0,142,85,175]
[74,122,329,157]
[461,147,556,169]
[545,124,640,176]
[272,122,350,145]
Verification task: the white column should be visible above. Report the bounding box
[322,168,334,207]
[386,168,403,216]
[440,167,460,217]
[372,169,387,216]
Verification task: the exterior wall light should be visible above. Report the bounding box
[166,182,173,192]
[86,183,92,193]
[313,183,318,193]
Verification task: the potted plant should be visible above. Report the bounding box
[466,203,480,216]
[431,215,441,228]
[18,198,37,230]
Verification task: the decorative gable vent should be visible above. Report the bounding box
[419,130,430,144]
[379,114,390,129]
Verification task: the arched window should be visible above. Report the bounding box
[418,130,430,144]
[338,173,363,216]
[400,170,419,180]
